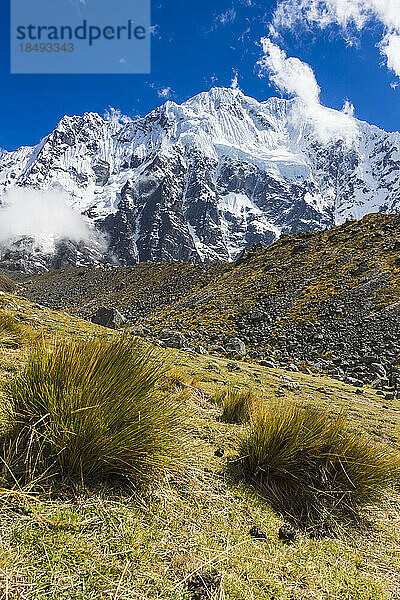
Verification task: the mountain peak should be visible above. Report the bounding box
[0,88,400,272]
[182,86,245,110]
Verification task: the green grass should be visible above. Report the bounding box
[1,483,399,600]
[236,401,400,523]
[0,294,398,597]
[1,336,188,485]
[0,312,23,348]
[215,385,257,424]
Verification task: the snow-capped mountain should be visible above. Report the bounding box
[1,86,400,271]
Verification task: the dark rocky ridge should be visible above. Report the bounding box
[10,213,400,395]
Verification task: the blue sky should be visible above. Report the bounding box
[1,0,400,151]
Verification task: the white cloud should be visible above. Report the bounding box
[158,86,173,99]
[231,70,240,89]
[380,32,400,77]
[103,107,131,125]
[271,0,400,79]
[205,74,219,86]
[0,188,104,255]
[342,99,355,116]
[259,38,359,145]
[149,83,174,99]
[217,8,237,26]
[238,26,251,43]
[206,7,237,35]
[149,24,162,39]
[260,38,320,104]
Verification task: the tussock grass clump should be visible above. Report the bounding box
[0,313,22,348]
[237,402,400,521]
[2,337,187,484]
[161,369,191,391]
[215,386,257,424]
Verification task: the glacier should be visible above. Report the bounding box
[0,86,400,271]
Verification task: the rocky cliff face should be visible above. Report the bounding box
[1,87,400,271]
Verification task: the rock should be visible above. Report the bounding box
[227,362,241,371]
[187,570,221,600]
[249,526,268,540]
[209,345,226,354]
[370,363,387,378]
[345,377,364,387]
[225,337,246,355]
[300,367,312,374]
[159,330,187,349]
[91,307,126,329]
[281,379,301,390]
[195,345,207,355]
[278,523,296,542]
[250,309,265,323]
[371,377,389,389]
[363,354,379,365]
[259,360,277,368]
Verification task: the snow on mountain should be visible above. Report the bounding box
[1,86,400,271]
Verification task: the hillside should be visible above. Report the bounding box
[15,212,400,392]
[0,289,399,598]
[2,87,400,271]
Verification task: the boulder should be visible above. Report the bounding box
[195,345,207,355]
[210,345,226,354]
[159,330,187,349]
[370,363,387,378]
[363,354,379,365]
[371,377,389,389]
[249,526,268,540]
[225,337,246,355]
[259,360,277,369]
[91,307,126,330]
[345,376,364,387]
[249,309,265,323]
[130,325,144,336]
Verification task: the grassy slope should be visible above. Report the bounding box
[0,293,399,599]
[133,213,400,346]
[18,214,400,345]
[0,274,16,294]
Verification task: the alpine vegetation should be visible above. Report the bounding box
[1,337,187,485]
[0,313,23,348]
[215,386,257,424]
[237,401,400,521]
